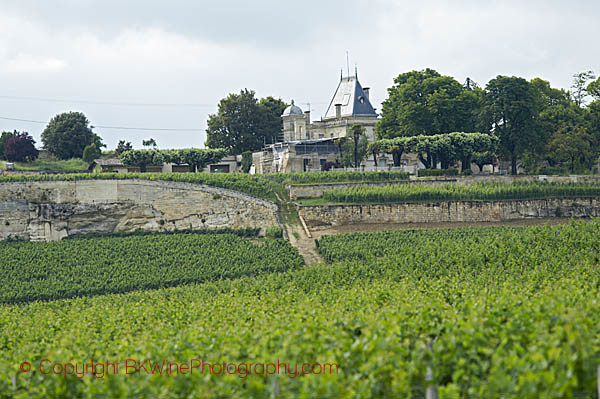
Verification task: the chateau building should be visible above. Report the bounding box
[253,71,386,174]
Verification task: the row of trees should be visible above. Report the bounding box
[377,69,600,174]
[368,133,499,172]
[118,148,227,172]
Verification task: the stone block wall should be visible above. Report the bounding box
[297,198,600,229]
[0,179,279,241]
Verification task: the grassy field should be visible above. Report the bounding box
[1,222,599,397]
[0,158,89,171]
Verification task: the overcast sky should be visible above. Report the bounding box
[1,0,599,150]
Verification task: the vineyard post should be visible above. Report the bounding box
[426,341,438,399]
[271,374,280,399]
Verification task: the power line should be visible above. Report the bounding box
[0,95,215,108]
[0,116,202,132]
[0,94,330,107]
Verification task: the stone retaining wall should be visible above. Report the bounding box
[297,198,600,229]
[0,179,279,241]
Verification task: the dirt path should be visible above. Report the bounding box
[286,223,323,266]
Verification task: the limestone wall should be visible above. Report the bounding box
[297,198,600,229]
[0,179,279,241]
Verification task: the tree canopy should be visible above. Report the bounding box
[41,112,104,159]
[481,76,539,175]
[376,69,483,139]
[205,90,286,155]
[119,148,227,172]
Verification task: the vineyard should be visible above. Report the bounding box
[319,181,600,203]
[1,221,599,397]
[263,170,410,184]
[0,232,303,304]
[0,172,284,202]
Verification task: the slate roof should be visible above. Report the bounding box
[323,75,377,119]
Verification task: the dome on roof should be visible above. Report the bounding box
[281,100,303,116]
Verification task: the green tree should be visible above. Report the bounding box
[175,148,227,172]
[82,143,101,164]
[3,132,39,162]
[41,112,104,159]
[340,136,368,168]
[115,140,133,157]
[206,90,286,155]
[571,70,596,107]
[537,103,586,163]
[119,149,164,173]
[349,124,365,168]
[0,131,15,160]
[530,78,572,109]
[142,138,157,148]
[241,151,253,173]
[257,97,287,144]
[377,69,483,139]
[482,76,538,175]
[547,124,593,172]
[587,77,600,100]
[586,100,600,151]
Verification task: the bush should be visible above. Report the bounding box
[82,143,101,164]
[462,169,473,176]
[417,168,459,177]
[265,226,283,238]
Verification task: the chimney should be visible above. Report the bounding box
[363,87,370,100]
[304,110,310,124]
[335,103,342,119]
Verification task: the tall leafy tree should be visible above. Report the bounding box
[41,112,104,159]
[205,90,286,155]
[377,69,483,139]
[547,124,593,172]
[482,76,538,175]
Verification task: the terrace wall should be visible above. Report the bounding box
[297,198,600,229]
[0,179,279,241]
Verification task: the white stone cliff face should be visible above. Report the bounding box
[297,198,600,228]
[0,180,280,241]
